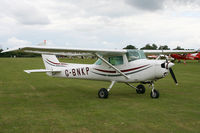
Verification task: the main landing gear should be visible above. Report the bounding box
[126,82,159,99]
[125,83,146,94]
[98,81,160,99]
[136,84,146,94]
[98,81,115,99]
[98,88,109,98]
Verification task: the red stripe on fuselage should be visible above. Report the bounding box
[94,64,149,73]
[121,65,149,72]
[46,59,60,65]
[94,69,116,73]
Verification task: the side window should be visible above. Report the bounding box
[126,51,140,62]
[109,56,123,65]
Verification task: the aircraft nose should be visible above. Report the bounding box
[160,61,174,69]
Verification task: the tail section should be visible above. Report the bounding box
[42,54,60,70]
[24,54,62,74]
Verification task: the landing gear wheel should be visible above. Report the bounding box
[98,88,109,98]
[150,89,159,99]
[136,84,146,94]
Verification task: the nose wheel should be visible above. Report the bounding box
[150,89,159,98]
[149,83,159,99]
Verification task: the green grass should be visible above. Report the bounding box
[0,58,200,133]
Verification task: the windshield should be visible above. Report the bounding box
[95,59,102,65]
[126,50,146,62]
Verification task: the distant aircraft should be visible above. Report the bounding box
[147,55,159,59]
[171,52,200,63]
[2,46,196,99]
[147,54,171,60]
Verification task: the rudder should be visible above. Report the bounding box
[42,54,60,70]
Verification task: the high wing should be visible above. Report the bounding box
[1,46,127,56]
[143,50,197,55]
[2,46,197,56]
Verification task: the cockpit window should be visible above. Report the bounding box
[95,56,123,66]
[109,56,123,65]
[126,50,146,62]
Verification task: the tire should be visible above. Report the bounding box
[136,84,146,94]
[150,89,159,99]
[98,88,109,98]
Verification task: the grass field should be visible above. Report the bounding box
[0,58,200,133]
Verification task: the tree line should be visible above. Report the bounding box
[0,44,185,57]
[123,44,184,50]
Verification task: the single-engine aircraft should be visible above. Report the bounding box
[2,46,196,99]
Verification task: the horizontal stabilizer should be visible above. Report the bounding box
[24,69,61,74]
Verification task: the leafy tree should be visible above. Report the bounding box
[152,44,158,50]
[140,44,151,50]
[158,45,170,50]
[123,45,137,49]
[173,46,184,50]
[140,44,158,50]
[0,49,3,57]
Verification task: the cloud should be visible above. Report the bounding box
[125,0,165,11]
[125,0,200,11]
[13,7,50,25]
[0,0,50,25]
[2,37,32,49]
[0,0,200,50]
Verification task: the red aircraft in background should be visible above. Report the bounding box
[170,52,200,63]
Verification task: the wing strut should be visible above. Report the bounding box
[95,53,129,79]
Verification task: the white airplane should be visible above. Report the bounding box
[2,46,196,99]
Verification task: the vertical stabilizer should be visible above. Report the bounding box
[42,54,60,70]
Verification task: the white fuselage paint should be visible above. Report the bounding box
[48,59,169,83]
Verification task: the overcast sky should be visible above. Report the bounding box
[0,0,200,50]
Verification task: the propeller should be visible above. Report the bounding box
[165,58,169,69]
[165,56,178,85]
[169,68,178,85]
